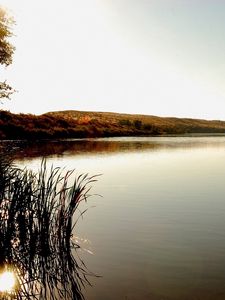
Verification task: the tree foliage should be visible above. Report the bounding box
[0,7,15,100]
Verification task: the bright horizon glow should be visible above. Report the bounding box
[1,0,225,120]
[0,271,16,293]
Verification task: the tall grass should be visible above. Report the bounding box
[0,155,98,299]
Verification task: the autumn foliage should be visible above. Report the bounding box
[1,110,225,140]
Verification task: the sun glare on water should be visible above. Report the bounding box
[0,271,16,293]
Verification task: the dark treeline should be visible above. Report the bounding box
[1,109,225,140]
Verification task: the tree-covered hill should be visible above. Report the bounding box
[1,109,225,140]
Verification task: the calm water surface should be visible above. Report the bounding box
[9,137,225,300]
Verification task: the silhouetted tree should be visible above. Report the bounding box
[0,7,15,100]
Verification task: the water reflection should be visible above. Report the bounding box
[2,137,225,299]
[0,157,96,299]
[2,136,225,161]
[0,269,17,294]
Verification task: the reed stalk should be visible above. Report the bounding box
[0,156,98,299]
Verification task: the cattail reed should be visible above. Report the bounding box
[0,156,98,300]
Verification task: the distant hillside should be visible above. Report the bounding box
[1,109,225,140]
[46,110,225,136]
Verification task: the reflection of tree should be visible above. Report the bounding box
[0,157,98,299]
[2,138,222,161]
[2,140,160,160]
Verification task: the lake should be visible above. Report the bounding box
[6,136,225,300]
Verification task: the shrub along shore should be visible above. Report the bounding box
[1,109,225,140]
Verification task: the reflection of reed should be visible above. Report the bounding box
[0,156,98,299]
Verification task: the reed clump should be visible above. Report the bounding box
[0,156,98,299]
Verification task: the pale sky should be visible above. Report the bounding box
[1,0,225,119]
